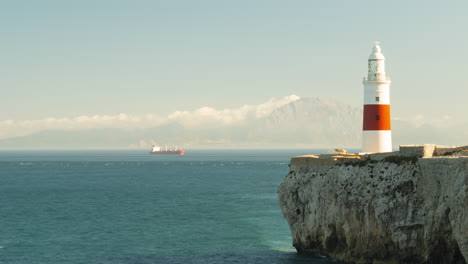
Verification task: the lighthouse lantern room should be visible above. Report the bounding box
[362,42,392,153]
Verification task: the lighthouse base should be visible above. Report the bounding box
[362,130,392,153]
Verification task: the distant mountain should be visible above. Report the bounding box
[1,97,465,149]
[247,98,362,148]
[0,97,363,149]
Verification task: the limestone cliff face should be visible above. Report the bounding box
[278,157,467,264]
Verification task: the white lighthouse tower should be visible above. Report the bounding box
[362,42,392,153]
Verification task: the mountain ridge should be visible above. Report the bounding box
[0,97,362,149]
[1,97,466,149]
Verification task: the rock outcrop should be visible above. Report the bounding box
[278,150,467,263]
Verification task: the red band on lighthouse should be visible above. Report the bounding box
[363,104,391,130]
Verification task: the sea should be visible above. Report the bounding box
[0,150,339,264]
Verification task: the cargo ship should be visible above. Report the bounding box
[149,145,185,155]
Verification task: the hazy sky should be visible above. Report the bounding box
[1,0,467,125]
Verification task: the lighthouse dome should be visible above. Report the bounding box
[369,42,385,60]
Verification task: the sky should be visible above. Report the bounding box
[1,0,467,134]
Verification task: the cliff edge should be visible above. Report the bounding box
[278,145,467,264]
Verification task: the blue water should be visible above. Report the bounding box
[0,150,337,264]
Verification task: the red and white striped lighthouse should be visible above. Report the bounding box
[362,42,392,153]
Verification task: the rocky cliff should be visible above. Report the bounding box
[278,154,467,263]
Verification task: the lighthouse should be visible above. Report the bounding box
[362,42,392,153]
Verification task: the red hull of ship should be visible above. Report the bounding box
[150,150,185,155]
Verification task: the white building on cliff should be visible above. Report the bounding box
[362,42,392,153]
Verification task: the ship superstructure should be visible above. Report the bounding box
[150,145,185,155]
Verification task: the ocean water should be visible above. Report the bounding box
[0,150,338,264]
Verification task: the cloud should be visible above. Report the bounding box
[167,95,301,127]
[393,114,458,128]
[255,94,300,118]
[0,114,166,139]
[167,105,252,127]
[0,95,300,139]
